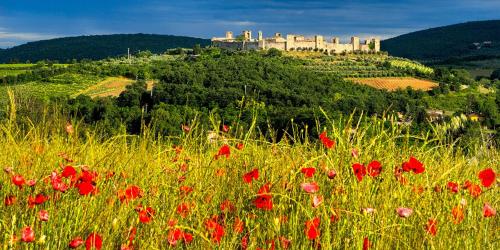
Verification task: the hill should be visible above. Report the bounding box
[381,20,500,62]
[0,34,210,63]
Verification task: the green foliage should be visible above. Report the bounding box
[382,20,500,61]
[0,34,210,63]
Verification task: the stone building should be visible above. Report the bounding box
[211,30,380,53]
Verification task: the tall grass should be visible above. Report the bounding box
[0,93,498,249]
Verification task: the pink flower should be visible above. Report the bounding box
[38,210,49,221]
[483,203,496,217]
[300,182,319,193]
[396,207,413,218]
[312,195,323,208]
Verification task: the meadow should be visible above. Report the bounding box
[0,96,497,249]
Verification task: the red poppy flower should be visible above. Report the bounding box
[12,174,25,188]
[363,237,370,250]
[38,210,49,221]
[80,169,98,183]
[181,124,191,133]
[425,219,437,236]
[236,143,244,150]
[215,144,231,159]
[233,217,245,234]
[279,236,291,249]
[396,207,413,218]
[220,199,236,213]
[451,206,464,224]
[447,182,459,193]
[4,195,16,206]
[86,233,102,250]
[352,163,366,182]
[402,157,425,174]
[21,226,35,243]
[312,195,323,208]
[304,217,320,240]
[467,184,482,198]
[205,217,225,244]
[301,182,319,193]
[76,181,95,196]
[367,161,382,177]
[138,207,155,224]
[69,237,84,248]
[478,168,496,188]
[483,203,496,217]
[222,124,230,132]
[177,203,191,217]
[319,131,335,149]
[119,185,143,203]
[167,228,183,246]
[253,195,273,210]
[62,166,77,178]
[243,169,259,184]
[327,169,336,179]
[179,186,193,196]
[301,167,316,178]
[34,194,48,204]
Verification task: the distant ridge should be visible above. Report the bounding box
[381,20,500,62]
[0,34,211,63]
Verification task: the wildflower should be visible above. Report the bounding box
[478,168,496,188]
[176,203,191,218]
[138,207,155,224]
[451,206,464,224]
[312,195,323,208]
[363,237,370,250]
[362,207,376,214]
[220,199,236,213]
[167,228,193,246]
[236,143,244,150]
[301,182,319,193]
[396,207,413,218]
[301,167,316,178]
[243,169,259,184]
[233,217,245,234]
[86,233,102,250]
[215,144,231,159]
[12,175,25,188]
[402,157,425,174]
[279,236,291,249]
[352,163,366,182]
[5,195,16,206]
[351,149,359,158]
[367,160,382,177]
[483,203,496,217]
[61,166,77,178]
[179,186,193,196]
[76,181,95,196]
[38,210,49,222]
[69,237,84,248]
[205,216,225,244]
[447,182,459,193]
[304,217,320,240]
[21,226,35,243]
[222,124,230,132]
[50,172,69,192]
[181,124,191,133]
[119,185,143,203]
[467,184,482,198]
[425,219,437,236]
[327,169,336,179]
[319,131,335,149]
[27,179,36,187]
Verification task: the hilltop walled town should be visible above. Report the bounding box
[212,30,380,54]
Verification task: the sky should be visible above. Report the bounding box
[0,0,499,48]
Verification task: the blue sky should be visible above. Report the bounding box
[0,0,499,48]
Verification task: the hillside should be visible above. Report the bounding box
[0,34,210,63]
[381,20,500,62]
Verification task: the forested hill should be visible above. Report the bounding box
[0,34,210,63]
[381,20,500,62]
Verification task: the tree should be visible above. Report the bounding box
[491,69,500,80]
[193,44,202,55]
[266,48,282,57]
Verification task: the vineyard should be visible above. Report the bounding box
[348,77,438,91]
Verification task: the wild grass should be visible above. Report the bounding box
[0,94,498,249]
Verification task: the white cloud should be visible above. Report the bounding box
[0,31,58,41]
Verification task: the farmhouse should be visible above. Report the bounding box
[212,30,380,54]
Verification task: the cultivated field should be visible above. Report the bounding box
[75,77,135,98]
[348,77,438,91]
